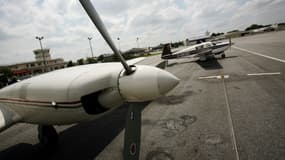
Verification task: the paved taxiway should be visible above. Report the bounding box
[0,31,284,160]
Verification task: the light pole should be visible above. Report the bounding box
[35,36,47,72]
[88,37,94,58]
[136,37,139,48]
[117,37,121,52]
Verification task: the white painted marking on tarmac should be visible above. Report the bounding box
[199,75,220,79]
[222,78,240,160]
[247,72,281,76]
[233,46,285,63]
[223,75,230,79]
[199,75,230,79]
[0,110,5,128]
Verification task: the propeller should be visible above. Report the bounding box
[79,1,154,159]
[123,102,145,159]
[79,0,134,75]
[229,37,234,51]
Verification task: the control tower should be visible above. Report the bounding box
[33,48,51,61]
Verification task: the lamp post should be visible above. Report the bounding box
[117,37,121,52]
[35,36,47,72]
[136,37,139,48]
[88,37,94,58]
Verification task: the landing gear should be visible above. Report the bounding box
[199,56,207,61]
[221,53,226,59]
[38,125,58,148]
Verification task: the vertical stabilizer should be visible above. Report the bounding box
[161,44,172,59]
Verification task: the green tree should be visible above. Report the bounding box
[77,58,84,65]
[97,55,105,62]
[86,57,97,64]
[211,32,224,37]
[245,24,264,31]
[67,60,74,67]
[112,54,120,62]
[0,67,13,88]
[227,30,239,33]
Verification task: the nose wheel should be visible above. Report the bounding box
[38,125,58,148]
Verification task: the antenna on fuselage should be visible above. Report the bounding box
[79,0,134,75]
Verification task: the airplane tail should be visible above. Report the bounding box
[161,44,172,59]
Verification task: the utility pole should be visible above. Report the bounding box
[35,36,47,72]
[88,37,94,58]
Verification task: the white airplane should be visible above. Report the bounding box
[161,41,233,61]
[0,0,179,159]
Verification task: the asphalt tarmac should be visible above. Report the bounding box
[0,31,284,160]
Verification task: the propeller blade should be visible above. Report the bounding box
[79,0,134,74]
[123,102,145,160]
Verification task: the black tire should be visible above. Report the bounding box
[38,125,58,148]
[221,54,226,59]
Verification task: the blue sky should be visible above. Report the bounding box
[0,0,285,65]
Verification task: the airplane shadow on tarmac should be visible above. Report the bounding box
[196,57,223,70]
[0,102,149,160]
[166,55,238,69]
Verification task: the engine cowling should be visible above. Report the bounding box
[118,65,179,102]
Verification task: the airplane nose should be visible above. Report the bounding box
[157,70,180,95]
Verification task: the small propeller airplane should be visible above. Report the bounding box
[161,40,234,61]
[0,0,179,159]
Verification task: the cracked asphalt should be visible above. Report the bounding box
[0,31,285,160]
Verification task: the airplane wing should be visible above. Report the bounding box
[0,104,21,132]
[186,35,211,44]
[172,48,212,59]
[127,57,145,65]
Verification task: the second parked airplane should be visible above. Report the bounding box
[161,40,233,61]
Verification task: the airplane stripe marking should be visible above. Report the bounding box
[233,46,285,63]
[247,72,281,76]
[0,98,82,108]
[0,97,81,105]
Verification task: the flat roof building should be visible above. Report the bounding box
[1,48,65,78]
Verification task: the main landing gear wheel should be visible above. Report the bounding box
[221,53,226,59]
[38,125,58,148]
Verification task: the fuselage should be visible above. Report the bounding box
[0,62,179,126]
[0,63,123,125]
[175,41,230,56]
[162,41,231,59]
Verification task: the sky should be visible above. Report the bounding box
[0,0,285,65]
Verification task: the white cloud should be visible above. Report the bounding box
[0,0,285,65]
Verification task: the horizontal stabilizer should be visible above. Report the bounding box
[0,104,21,132]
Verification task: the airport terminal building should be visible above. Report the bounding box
[2,48,65,78]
